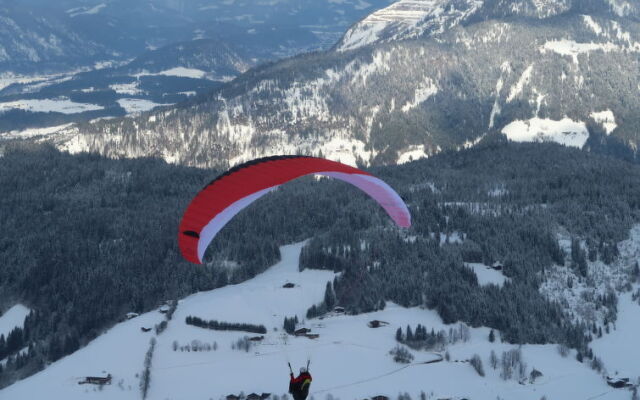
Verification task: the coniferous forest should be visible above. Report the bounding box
[1,139,640,386]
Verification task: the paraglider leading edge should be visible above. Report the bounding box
[178,155,411,264]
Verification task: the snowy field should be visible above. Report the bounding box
[502,117,589,148]
[0,98,103,114]
[117,99,170,114]
[591,287,640,379]
[0,304,30,338]
[133,67,211,80]
[464,263,508,287]
[0,243,633,400]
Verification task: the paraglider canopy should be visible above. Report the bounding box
[178,155,411,264]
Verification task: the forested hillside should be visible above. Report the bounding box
[1,140,640,387]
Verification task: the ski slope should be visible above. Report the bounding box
[0,243,631,400]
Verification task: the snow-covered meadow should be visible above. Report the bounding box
[0,243,635,400]
[0,305,30,339]
[0,98,103,115]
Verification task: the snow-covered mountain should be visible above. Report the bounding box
[337,0,640,52]
[0,5,111,73]
[0,0,395,74]
[2,242,636,400]
[51,0,640,168]
[337,0,484,52]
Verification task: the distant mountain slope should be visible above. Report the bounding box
[0,5,111,73]
[337,0,640,51]
[57,0,640,167]
[122,39,250,80]
[0,0,395,74]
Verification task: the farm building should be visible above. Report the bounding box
[294,328,311,336]
[78,374,112,385]
[607,377,633,388]
[368,320,389,328]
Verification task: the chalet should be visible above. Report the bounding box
[125,312,139,320]
[607,377,633,388]
[79,374,112,385]
[226,395,241,400]
[247,393,261,400]
[282,283,295,288]
[294,328,311,336]
[249,336,264,342]
[305,333,320,339]
[491,261,504,271]
[159,305,170,314]
[371,396,389,400]
[140,327,152,333]
[333,306,345,313]
[368,320,389,328]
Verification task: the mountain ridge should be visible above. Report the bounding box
[54,1,640,168]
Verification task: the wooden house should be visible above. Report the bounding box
[294,328,311,336]
[368,320,389,328]
[79,374,112,385]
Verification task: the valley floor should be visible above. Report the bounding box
[0,243,636,400]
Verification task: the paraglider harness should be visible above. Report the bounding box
[288,361,312,400]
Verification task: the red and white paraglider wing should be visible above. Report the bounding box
[178,156,411,264]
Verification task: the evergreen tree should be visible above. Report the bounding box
[490,350,498,369]
[0,334,5,360]
[396,327,404,342]
[324,282,336,310]
[489,329,495,343]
